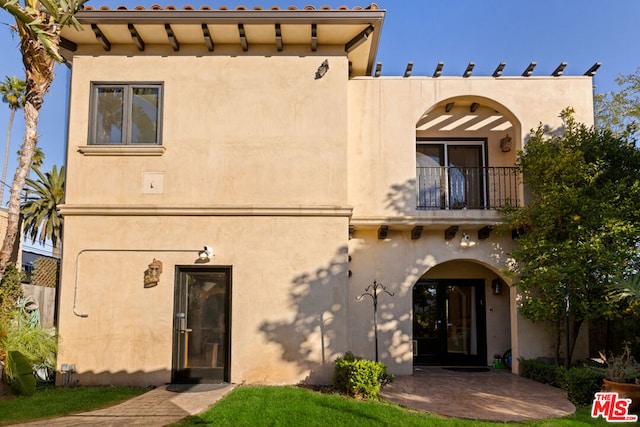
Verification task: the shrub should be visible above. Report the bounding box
[520,358,605,406]
[333,351,392,399]
[519,358,566,388]
[565,366,603,406]
[1,266,57,395]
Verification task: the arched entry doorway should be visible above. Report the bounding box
[412,260,510,366]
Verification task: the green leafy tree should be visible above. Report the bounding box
[21,165,64,249]
[504,109,640,367]
[594,67,640,137]
[0,0,86,279]
[0,76,25,204]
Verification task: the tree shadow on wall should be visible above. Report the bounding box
[259,246,348,384]
[385,179,417,217]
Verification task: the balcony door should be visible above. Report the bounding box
[417,140,487,209]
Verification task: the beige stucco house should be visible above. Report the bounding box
[57,4,596,386]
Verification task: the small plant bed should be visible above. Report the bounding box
[0,385,147,425]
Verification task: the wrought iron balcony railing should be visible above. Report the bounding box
[417,166,520,210]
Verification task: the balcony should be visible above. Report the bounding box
[417,166,520,210]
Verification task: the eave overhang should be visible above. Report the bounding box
[60,5,385,77]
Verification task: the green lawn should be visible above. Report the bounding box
[0,384,615,426]
[0,386,147,425]
[171,385,612,427]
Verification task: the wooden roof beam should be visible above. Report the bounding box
[165,24,180,51]
[522,62,536,77]
[584,62,601,76]
[403,61,413,78]
[492,62,505,77]
[91,24,111,51]
[311,23,317,52]
[433,61,443,78]
[275,23,283,52]
[374,62,382,77]
[463,62,474,78]
[552,62,567,77]
[202,23,214,51]
[345,24,374,52]
[238,23,248,51]
[128,23,145,51]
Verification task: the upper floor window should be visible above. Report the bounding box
[89,83,162,145]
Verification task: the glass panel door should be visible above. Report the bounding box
[447,145,485,209]
[445,284,476,356]
[413,279,486,365]
[417,141,487,209]
[413,283,444,361]
[173,268,230,383]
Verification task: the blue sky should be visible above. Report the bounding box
[1,0,640,252]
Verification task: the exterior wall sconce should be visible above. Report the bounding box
[198,246,214,262]
[315,59,329,79]
[144,258,163,288]
[492,278,503,295]
[459,232,477,248]
[500,134,512,152]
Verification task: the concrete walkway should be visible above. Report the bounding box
[15,383,235,427]
[381,366,576,422]
[13,367,576,425]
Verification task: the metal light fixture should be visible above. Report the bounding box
[315,59,329,79]
[500,134,512,152]
[459,232,477,248]
[198,246,214,261]
[144,258,163,288]
[492,278,503,295]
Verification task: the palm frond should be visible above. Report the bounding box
[20,165,64,247]
[609,274,640,302]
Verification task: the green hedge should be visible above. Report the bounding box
[565,366,603,406]
[519,358,566,388]
[519,358,603,406]
[333,352,392,399]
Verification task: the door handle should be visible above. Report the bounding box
[177,313,191,332]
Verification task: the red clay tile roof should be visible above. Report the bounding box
[83,3,380,11]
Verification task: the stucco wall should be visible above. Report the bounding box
[57,215,349,386]
[65,52,349,207]
[347,227,514,375]
[59,51,353,386]
[59,49,596,386]
[347,76,595,218]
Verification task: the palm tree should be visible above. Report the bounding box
[0,0,86,278]
[0,76,26,204]
[21,165,64,251]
